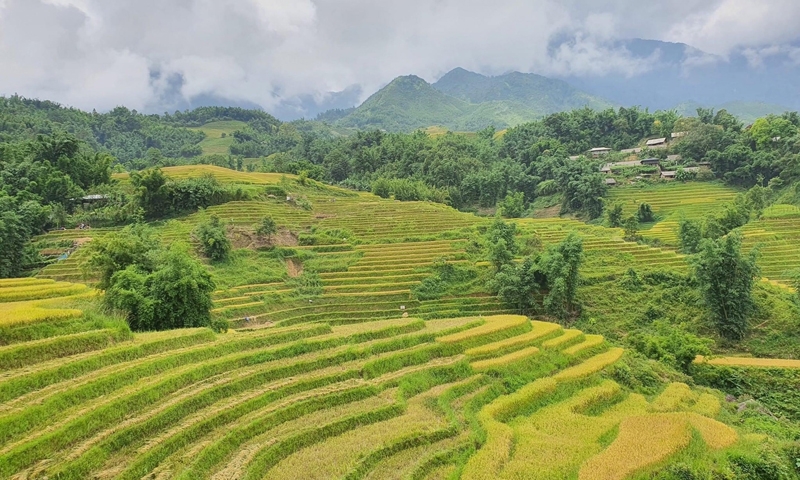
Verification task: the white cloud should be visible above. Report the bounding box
[0,0,798,115]
[667,0,800,55]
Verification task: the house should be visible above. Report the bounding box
[74,194,109,208]
[660,171,677,180]
[605,178,617,186]
[80,194,109,202]
[666,154,682,162]
[671,131,688,139]
[589,147,611,158]
[646,138,668,148]
[600,165,612,174]
[641,158,661,166]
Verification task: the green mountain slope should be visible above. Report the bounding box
[434,68,613,113]
[673,100,793,124]
[336,69,614,132]
[336,75,472,132]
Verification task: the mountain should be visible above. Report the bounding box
[433,68,612,112]
[673,100,792,124]
[335,71,613,132]
[557,38,800,114]
[336,75,472,132]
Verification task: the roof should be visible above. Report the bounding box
[661,171,677,177]
[605,178,617,185]
[646,138,667,146]
[641,157,660,163]
[589,147,611,152]
[80,194,109,201]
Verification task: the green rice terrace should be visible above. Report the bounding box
[3,165,800,479]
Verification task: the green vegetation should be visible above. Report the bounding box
[692,233,760,340]
[2,98,800,478]
[194,215,232,262]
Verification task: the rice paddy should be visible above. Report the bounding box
[4,165,788,477]
[694,355,800,369]
[187,120,247,156]
[605,182,740,245]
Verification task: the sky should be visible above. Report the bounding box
[1,0,799,116]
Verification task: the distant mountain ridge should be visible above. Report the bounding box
[335,70,613,132]
[558,38,800,113]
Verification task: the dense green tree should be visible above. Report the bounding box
[678,218,703,254]
[623,215,639,241]
[194,215,231,262]
[692,233,759,340]
[606,203,624,228]
[492,257,540,314]
[499,191,525,218]
[130,168,170,218]
[105,244,216,331]
[84,224,161,289]
[637,203,655,223]
[538,232,584,320]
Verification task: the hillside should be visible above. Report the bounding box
[336,75,472,132]
[673,100,794,124]
[434,68,613,113]
[335,70,613,132]
[4,164,799,478]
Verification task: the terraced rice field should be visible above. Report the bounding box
[0,278,92,329]
[694,355,800,369]
[742,204,800,285]
[515,218,689,277]
[113,165,291,185]
[1,312,743,479]
[215,239,512,328]
[187,120,247,156]
[606,182,740,245]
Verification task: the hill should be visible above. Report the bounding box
[336,75,472,132]
[433,68,613,113]
[673,100,793,124]
[335,70,613,132]
[4,164,799,478]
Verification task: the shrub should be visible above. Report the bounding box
[607,203,624,228]
[499,192,525,218]
[256,216,278,240]
[637,203,655,223]
[105,245,216,331]
[623,215,640,241]
[84,223,161,289]
[194,215,231,262]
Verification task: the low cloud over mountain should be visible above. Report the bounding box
[1,0,799,118]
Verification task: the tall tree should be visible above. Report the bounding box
[538,232,584,320]
[692,233,759,340]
